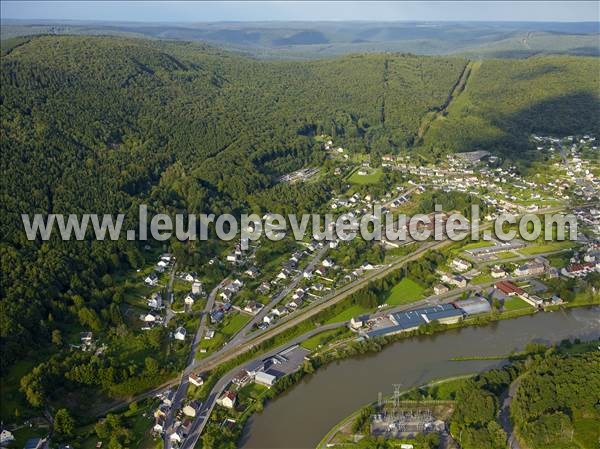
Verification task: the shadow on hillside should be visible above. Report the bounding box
[452,91,600,163]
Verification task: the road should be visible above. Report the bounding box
[190,237,454,373]
[233,245,329,343]
[163,279,227,449]
[164,263,177,327]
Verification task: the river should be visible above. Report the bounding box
[239,307,600,449]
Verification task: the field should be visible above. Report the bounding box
[502,297,533,312]
[348,167,383,185]
[518,241,575,256]
[301,328,350,351]
[325,304,371,324]
[385,278,426,306]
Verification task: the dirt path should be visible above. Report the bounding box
[498,377,523,449]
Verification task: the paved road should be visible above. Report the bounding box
[163,279,227,449]
[164,263,177,327]
[234,245,329,342]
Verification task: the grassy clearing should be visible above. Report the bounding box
[502,297,533,312]
[518,241,575,256]
[221,313,251,336]
[572,409,600,449]
[385,278,426,306]
[325,304,370,324]
[471,272,494,285]
[301,328,349,351]
[348,167,382,185]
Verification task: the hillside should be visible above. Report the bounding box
[0,34,599,376]
[2,20,599,59]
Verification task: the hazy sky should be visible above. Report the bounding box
[2,1,599,23]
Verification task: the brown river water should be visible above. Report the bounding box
[239,307,600,449]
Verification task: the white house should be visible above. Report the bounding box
[491,266,506,278]
[322,258,335,268]
[349,317,364,329]
[184,293,197,307]
[217,391,237,409]
[145,273,159,286]
[0,430,15,445]
[204,329,215,340]
[174,327,187,341]
[191,281,202,294]
[263,314,276,325]
[451,258,471,272]
[189,373,203,387]
[182,404,197,417]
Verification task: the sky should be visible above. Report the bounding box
[2,1,599,23]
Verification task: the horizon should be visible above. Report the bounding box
[2,1,599,23]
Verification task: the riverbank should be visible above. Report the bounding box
[238,305,600,449]
[315,374,474,449]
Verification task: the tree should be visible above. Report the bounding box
[54,408,75,436]
[51,329,63,346]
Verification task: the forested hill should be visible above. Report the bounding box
[0,35,599,368]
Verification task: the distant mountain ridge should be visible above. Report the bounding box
[1,19,598,59]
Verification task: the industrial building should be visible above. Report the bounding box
[366,304,464,338]
[453,297,492,315]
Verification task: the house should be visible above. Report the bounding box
[433,284,449,295]
[204,329,215,340]
[184,293,198,307]
[271,306,287,317]
[287,297,303,309]
[244,301,263,315]
[315,267,327,277]
[257,282,271,294]
[451,259,471,272]
[80,331,93,345]
[263,314,276,325]
[495,281,526,296]
[515,262,545,277]
[226,253,240,264]
[562,262,596,278]
[254,371,277,387]
[277,269,290,280]
[349,317,364,329]
[210,310,224,324]
[292,289,305,300]
[148,292,163,309]
[174,327,187,341]
[361,261,375,270]
[322,258,335,268]
[145,273,159,286]
[232,370,252,387]
[157,259,168,268]
[169,428,183,443]
[491,266,506,278]
[217,391,237,409]
[191,281,202,294]
[153,416,165,433]
[244,266,259,278]
[443,274,467,288]
[220,290,233,302]
[0,430,15,445]
[182,404,197,417]
[142,313,158,323]
[189,373,204,387]
[312,283,325,292]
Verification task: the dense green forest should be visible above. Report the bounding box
[0,34,598,383]
[449,343,600,449]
